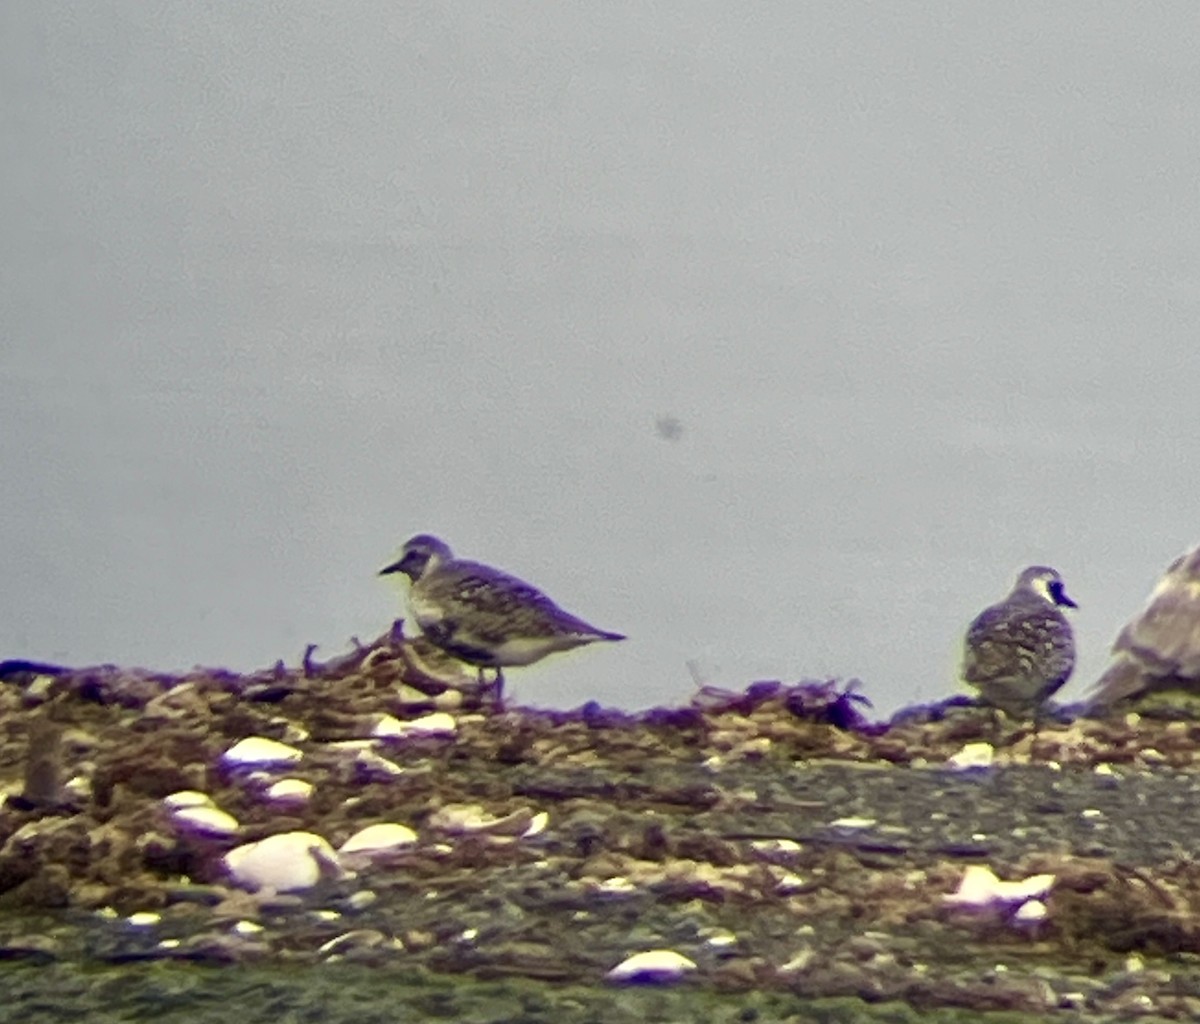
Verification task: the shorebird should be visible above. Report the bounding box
[379,534,625,704]
[961,565,1078,720]
[1089,544,1200,711]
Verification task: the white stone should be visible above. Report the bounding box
[946,741,995,771]
[371,714,406,738]
[774,871,806,895]
[317,929,391,956]
[607,949,698,984]
[522,811,549,838]
[171,805,240,838]
[373,712,458,740]
[1013,899,1048,923]
[126,912,161,927]
[338,823,418,855]
[162,790,215,811]
[944,864,1055,907]
[353,750,405,777]
[750,838,802,856]
[594,878,637,895]
[265,778,314,805]
[345,890,377,911]
[222,737,303,767]
[829,817,876,830]
[223,832,342,892]
[324,740,375,753]
[779,947,816,973]
[64,776,91,800]
[427,803,538,836]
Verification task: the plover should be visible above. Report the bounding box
[961,565,1078,719]
[1089,543,1200,710]
[379,534,625,703]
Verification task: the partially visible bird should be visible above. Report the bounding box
[1088,544,1200,711]
[379,534,625,704]
[961,565,1078,720]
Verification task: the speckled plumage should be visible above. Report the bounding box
[379,534,624,701]
[1089,544,1200,710]
[962,566,1077,718]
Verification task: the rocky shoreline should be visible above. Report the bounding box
[2,634,1200,1021]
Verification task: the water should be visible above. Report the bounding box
[3,3,1199,716]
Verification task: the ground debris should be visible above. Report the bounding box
[1,636,1200,1018]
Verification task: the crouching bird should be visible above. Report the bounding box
[1088,543,1200,712]
[962,565,1078,723]
[379,534,625,705]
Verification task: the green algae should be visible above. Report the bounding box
[0,959,1123,1024]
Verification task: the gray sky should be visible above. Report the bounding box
[3,3,1199,714]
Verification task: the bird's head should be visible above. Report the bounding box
[379,534,453,582]
[1018,565,1078,609]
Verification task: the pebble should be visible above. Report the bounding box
[427,803,539,836]
[944,864,1055,907]
[338,823,418,856]
[265,778,314,805]
[352,749,405,779]
[1014,899,1049,923]
[224,832,342,892]
[373,712,458,740]
[946,742,995,771]
[607,949,698,984]
[162,790,215,811]
[221,737,303,767]
[171,804,240,838]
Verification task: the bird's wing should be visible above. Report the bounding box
[963,603,1074,684]
[1089,654,1151,708]
[420,562,606,640]
[1113,579,1200,679]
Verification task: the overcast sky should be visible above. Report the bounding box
[3,3,1199,715]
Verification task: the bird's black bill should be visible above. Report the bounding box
[379,548,431,580]
[1049,581,1078,608]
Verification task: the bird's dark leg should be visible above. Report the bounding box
[478,667,505,709]
[988,706,1003,746]
[1030,704,1046,749]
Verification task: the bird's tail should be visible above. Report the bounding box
[1087,656,1149,712]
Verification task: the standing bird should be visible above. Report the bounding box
[961,566,1078,720]
[379,534,625,704]
[1088,544,1200,711]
